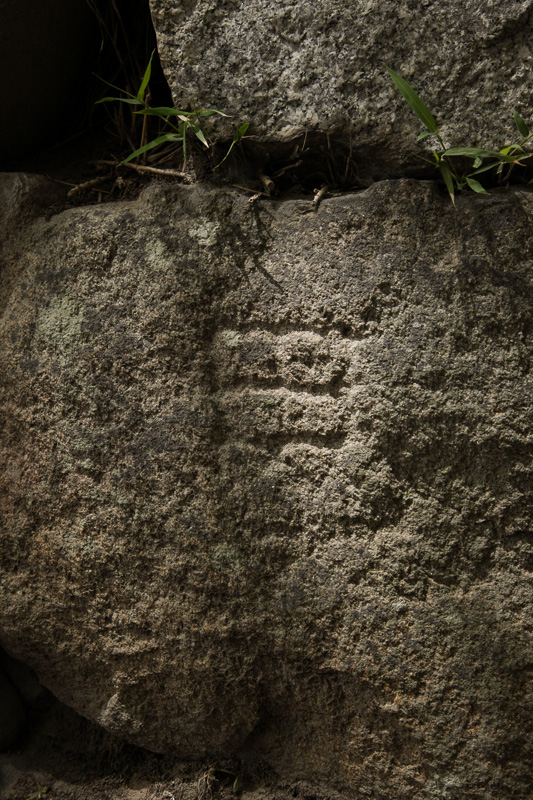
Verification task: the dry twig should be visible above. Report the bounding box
[96,160,194,182]
[231,184,270,202]
[312,184,329,210]
[67,174,113,198]
[273,159,303,178]
[258,172,275,194]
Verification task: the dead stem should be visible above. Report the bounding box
[67,174,114,198]
[96,160,194,181]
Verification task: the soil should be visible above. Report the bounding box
[0,686,341,800]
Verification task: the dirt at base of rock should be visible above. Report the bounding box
[1,693,344,800]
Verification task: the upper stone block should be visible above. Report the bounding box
[149,0,533,172]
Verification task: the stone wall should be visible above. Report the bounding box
[1,174,533,798]
[2,1,533,797]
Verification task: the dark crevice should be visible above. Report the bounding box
[3,2,533,206]
[1,0,171,181]
[218,131,533,200]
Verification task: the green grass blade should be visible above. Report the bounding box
[119,133,182,165]
[137,50,154,102]
[443,147,519,162]
[469,161,501,176]
[501,143,526,156]
[214,122,249,169]
[514,109,529,138]
[93,74,137,99]
[386,66,438,133]
[196,109,229,118]
[189,121,209,147]
[135,107,191,117]
[466,177,489,194]
[95,96,145,106]
[439,160,455,204]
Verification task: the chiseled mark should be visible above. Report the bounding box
[217,387,349,448]
[210,327,361,450]
[213,328,354,395]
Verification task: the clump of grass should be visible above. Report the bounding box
[386,66,533,203]
[97,51,248,169]
[24,783,48,800]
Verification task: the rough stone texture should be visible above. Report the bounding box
[2,174,533,799]
[149,0,533,172]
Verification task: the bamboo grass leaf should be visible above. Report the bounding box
[439,160,455,204]
[443,147,519,162]
[96,96,145,106]
[470,161,502,176]
[196,109,229,118]
[134,107,192,117]
[386,66,438,133]
[119,134,183,165]
[189,121,209,146]
[214,122,249,169]
[466,177,489,194]
[137,50,154,102]
[514,110,530,138]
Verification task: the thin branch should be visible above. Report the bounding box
[232,184,270,197]
[67,174,113,198]
[312,184,329,210]
[258,172,275,194]
[95,160,194,181]
[273,160,303,178]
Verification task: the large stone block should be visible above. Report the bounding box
[1,175,533,798]
[149,0,533,172]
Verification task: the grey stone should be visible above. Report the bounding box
[149,0,533,172]
[1,175,533,798]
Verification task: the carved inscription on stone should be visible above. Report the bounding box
[212,329,358,451]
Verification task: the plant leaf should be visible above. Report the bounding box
[443,147,520,163]
[417,130,434,141]
[214,122,249,168]
[514,109,530,138]
[94,75,137,98]
[470,161,503,176]
[189,121,209,147]
[386,66,438,133]
[439,160,455,204]
[137,50,155,102]
[119,133,183,165]
[134,106,192,117]
[196,109,229,118]
[466,177,489,194]
[500,144,524,156]
[95,96,145,106]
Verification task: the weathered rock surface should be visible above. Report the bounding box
[149,0,533,172]
[1,174,533,798]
